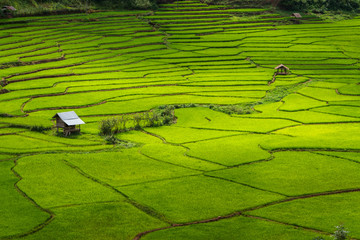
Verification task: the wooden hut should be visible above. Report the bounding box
[292,13,302,18]
[275,64,290,75]
[52,111,85,136]
[1,6,16,18]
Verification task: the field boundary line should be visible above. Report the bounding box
[62,159,173,225]
[132,187,360,240]
[1,159,55,240]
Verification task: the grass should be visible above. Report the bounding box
[262,123,360,151]
[0,135,64,151]
[143,215,330,240]
[0,2,360,239]
[338,84,360,95]
[0,154,14,160]
[24,202,168,240]
[174,107,298,133]
[0,98,29,116]
[312,105,360,118]
[0,161,50,238]
[140,143,223,170]
[66,149,199,186]
[248,192,360,239]
[249,102,360,123]
[15,154,125,208]
[317,151,360,163]
[279,93,327,111]
[119,175,284,223]
[298,87,360,102]
[67,95,256,116]
[185,134,271,166]
[208,151,360,195]
[144,126,237,144]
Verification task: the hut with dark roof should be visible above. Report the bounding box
[275,64,290,75]
[52,111,85,136]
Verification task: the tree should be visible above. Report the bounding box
[332,225,349,240]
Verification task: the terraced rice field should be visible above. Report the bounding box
[1,0,360,239]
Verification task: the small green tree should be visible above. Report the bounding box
[160,105,175,125]
[332,225,349,240]
[133,113,142,130]
[152,111,161,126]
[118,115,127,133]
[99,118,113,135]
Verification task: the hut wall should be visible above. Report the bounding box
[56,118,67,128]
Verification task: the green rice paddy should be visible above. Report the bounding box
[0,0,359,239]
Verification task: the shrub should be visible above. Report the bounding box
[104,134,119,144]
[131,0,154,9]
[30,125,50,132]
[99,118,113,136]
[209,104,255,115]
[160,105,175,125]
[148,111,160,127]
[133,113,142,130]
[279,0,360,12]
[92,0,156,9]
[99,105,176,136]
[332,225,349,240]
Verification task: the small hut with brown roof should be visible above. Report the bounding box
[52,111,85,136]
[1,6,16,18]
[275,64,290,75]
[292,13,302,18]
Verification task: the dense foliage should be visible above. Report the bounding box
[1,0,360,238]
[1,0,359,13]
[279,0,360,12]
[92,0,157,9]
[0,0,158,13]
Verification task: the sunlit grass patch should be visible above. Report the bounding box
[312,105,360,118]
[298,87,360,102]
[0,161,50,238]
[316,151,360,163]
[248,191,360,239]
[0,154,14,160]
[185,134,272,166]
[337,84,360,95]
[15,154,124,208]
[141,143,223,171]
[209,151,360,195]
[279,93,327,111]
[117,130,163,144]
[174,107,298,133]
[143,214,329,240]
[24,202,168,240]
[263,123,360,150]
[0,98,28,116]
[145,126,237,144]
[66,149,199,186]
[119,175,283,223]
[251,102,360,123]
[0,135,64,153]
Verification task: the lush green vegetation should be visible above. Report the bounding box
[0,0,359,239]
[280,0,360,12]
